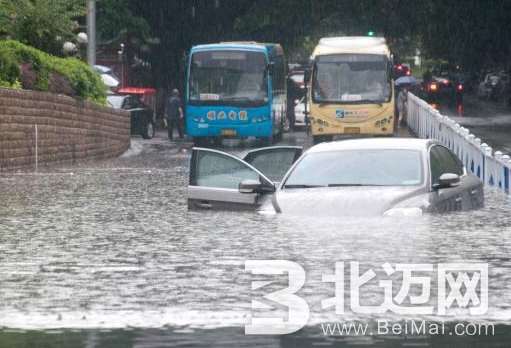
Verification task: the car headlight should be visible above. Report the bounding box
[383,207,423,217]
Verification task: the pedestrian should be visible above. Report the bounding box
[166,88,184,140]
[397,85,409,126]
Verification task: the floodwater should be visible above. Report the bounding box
[1,131,511,347]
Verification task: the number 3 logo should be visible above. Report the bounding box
[245,260,310,335]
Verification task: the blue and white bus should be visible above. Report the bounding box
[185,42,287,145]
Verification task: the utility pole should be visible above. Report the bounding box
[87,0,96,66]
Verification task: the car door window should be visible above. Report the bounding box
[243,147,302,182]
[430,145,463,185]
[192,150,264,189]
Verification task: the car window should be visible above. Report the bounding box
[243,148,301,182]
[194,151,260,189]
[430,145,463,185]
[122,97,133,109]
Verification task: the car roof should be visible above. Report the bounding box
[307,138,436,153]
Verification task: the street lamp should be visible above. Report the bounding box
[77,32,88,44]
[63,41,77,55]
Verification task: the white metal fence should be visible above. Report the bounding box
[407,93,511,194]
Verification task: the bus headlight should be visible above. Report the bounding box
[383,207,423,217]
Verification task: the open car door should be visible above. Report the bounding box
[188,146,303,211]
[242,146,302,183]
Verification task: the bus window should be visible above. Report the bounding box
[313,54,391,103]
[189,50,268,106]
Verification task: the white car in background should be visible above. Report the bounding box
[293,97,309,127]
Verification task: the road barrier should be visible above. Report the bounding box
[407,93,511,194]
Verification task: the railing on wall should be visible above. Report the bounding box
[407,92,510,194]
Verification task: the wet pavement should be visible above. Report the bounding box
[440,94,511,154]
[1,128,511,347]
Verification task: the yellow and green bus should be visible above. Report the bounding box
[308,37,396,143]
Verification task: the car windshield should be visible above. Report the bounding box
[313,54,391,103]
[189,50,268,106]
[106,95,125,109]
[284,149,423,188]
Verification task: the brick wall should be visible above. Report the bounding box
[0,88,130,172]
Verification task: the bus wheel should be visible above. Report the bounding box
[213,137,222,146]
[193,137,208,147]
[259,135,274,146]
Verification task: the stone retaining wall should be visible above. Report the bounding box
[0,88,130,172]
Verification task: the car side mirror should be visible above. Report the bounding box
[239,179,275,194]
[433,173,461,190]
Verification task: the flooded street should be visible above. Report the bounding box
[1,130,511,347]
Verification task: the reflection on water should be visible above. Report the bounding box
[0,139,511,346]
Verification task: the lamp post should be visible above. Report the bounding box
[86,0,96,66]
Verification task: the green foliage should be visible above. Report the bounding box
[0,48,19,85]
[99,0,511,89]
[97,0,150,42]
[0,0,85,56]
[0,40,106,104]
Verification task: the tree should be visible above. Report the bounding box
[0,0,85,56]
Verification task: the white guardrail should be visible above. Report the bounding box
[407,92,511,194]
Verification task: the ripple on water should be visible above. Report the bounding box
[0,165,510,329]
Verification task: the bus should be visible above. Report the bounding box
[185,42,287,145]
[308,37,396,143]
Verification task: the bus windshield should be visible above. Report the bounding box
[312,54,391,104]
[189,50,269,107]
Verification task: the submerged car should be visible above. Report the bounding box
[187,138,484,216]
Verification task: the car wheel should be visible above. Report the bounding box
[142,121,155,139]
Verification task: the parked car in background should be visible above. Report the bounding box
[187,138,484,216]
[107,93,156,139]
[93,65,120,92]
[477,72,509,101]
[293,97,308,127]
[287,68,307,130]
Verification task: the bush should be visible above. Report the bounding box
[0,40,106,104]
[0,49,21,88]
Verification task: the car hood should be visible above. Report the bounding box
[274,186,426,216]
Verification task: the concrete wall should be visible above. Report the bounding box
[0,88,130,172]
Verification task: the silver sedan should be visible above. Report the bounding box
[187,138,484,216]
